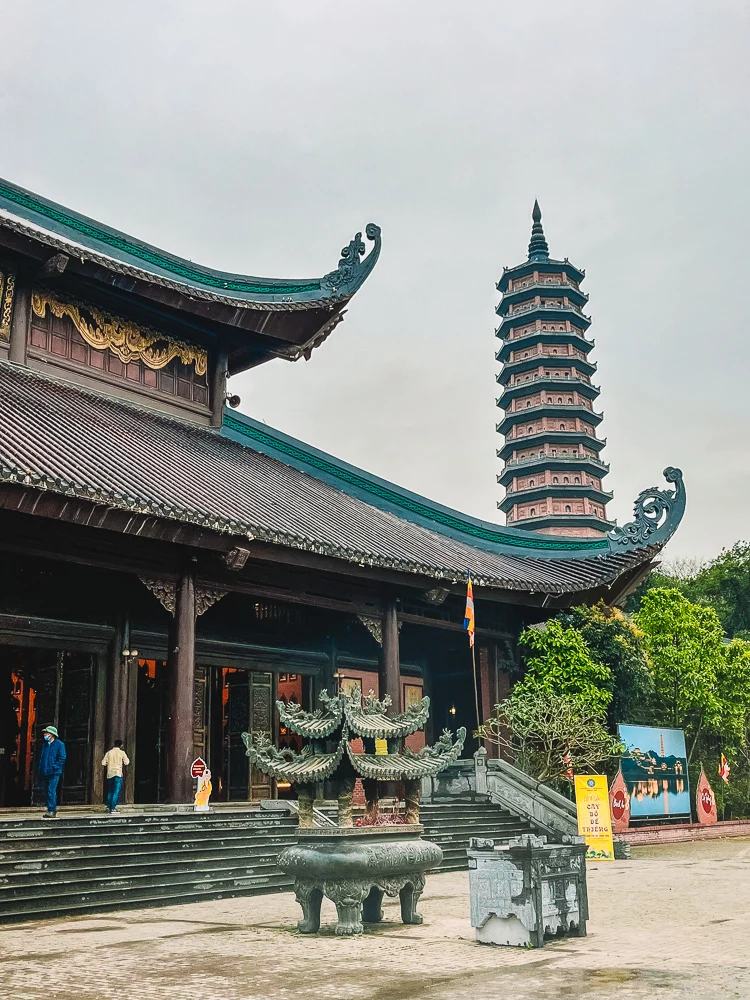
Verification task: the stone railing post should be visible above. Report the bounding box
[474,747,488,796]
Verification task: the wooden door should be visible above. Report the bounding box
[59,653,94,804]
[224,669,273,801]
[31,652,62,806]
[226,670,250,800]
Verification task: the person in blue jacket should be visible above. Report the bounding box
[38,725,66,819]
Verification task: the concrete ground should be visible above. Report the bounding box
[2,838,749,1000]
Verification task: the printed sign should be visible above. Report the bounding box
[190,757,207,778]
[374,739,388,756]
[618,724,690,820]
[574,775,615,861]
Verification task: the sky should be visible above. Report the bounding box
[2,1,748,562]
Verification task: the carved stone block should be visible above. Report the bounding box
[468,836,588,948]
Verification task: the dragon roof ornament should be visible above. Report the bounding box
[609,467,685,547]
[277,690,344,738]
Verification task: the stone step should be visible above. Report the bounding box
[0,843,297,882]
[0,796,548,922]
[0,820,297,850]
[0,833,297,867]
[0,874,296,924]
[0,858,292,901]
[0,810,293,835]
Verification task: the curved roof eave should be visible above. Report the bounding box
[0,176,381,310]
[220,409,685,562]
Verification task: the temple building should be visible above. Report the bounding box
[496,202,611,537]
[0,177,683,811]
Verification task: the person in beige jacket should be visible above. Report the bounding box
[102,740,130,814]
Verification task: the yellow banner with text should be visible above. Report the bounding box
[574,775,615,861]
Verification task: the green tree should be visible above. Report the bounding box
[634,588,750,761]
[516,619,613,714]
[683,543,750,638]
[557,602,654,730]
[477,690,623,784]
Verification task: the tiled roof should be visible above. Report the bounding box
[0,362,680,594]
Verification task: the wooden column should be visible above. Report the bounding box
[8,280,30,365]
[380,599,401,713]
[106,617,127,748]
[210,346,229,428]
[165,560,196,803]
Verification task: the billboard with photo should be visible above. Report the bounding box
[618,724,691,820]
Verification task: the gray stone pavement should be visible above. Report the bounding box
[2,838,749,1000]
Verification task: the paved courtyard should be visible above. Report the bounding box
[1,838,749,1000]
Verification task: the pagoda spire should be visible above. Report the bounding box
[527,199,549,261]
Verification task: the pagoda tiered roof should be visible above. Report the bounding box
[344,728,467,781]
[245,691,466,784]
[278,690,431,741]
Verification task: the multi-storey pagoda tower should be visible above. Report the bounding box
[495,202,613,537]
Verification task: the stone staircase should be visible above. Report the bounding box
[420,801,534,871]
[0,807,297,923]
[0,798,537,923]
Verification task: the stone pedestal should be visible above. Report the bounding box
[277,825,442,936]
[468,834,588,948]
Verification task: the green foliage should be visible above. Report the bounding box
[557,603,654,730]
[516,620,613,714]
[634,588,750,763]
[477,689,623,784]
[682,543,750,638]
[627,543,750,640]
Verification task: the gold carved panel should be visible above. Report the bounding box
[31,290,207,375]
[0,269,16,342]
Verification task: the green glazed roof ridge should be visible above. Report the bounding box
[221,409,612,555]
[0,176,380,303]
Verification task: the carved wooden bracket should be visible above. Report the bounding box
[139,576,227,617]
[357,614,402,645]
[358,614,383,646]
[196,586,228,617]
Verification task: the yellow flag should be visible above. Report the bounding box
[574,775,615,861]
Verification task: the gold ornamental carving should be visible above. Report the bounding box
[31,290,207,375]
[138,576,227,617]
[0,269,16,342]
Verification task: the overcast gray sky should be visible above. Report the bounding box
[2,2,748,561]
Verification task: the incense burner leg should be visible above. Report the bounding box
[337,776,356,828]
[294,879,323,934]
[400,875,425,925]
[326,880,368,936]
[362,885,384,923]
[404,779,421,824]
[297,784,315,829]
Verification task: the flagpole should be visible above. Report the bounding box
[471,641,481,743]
